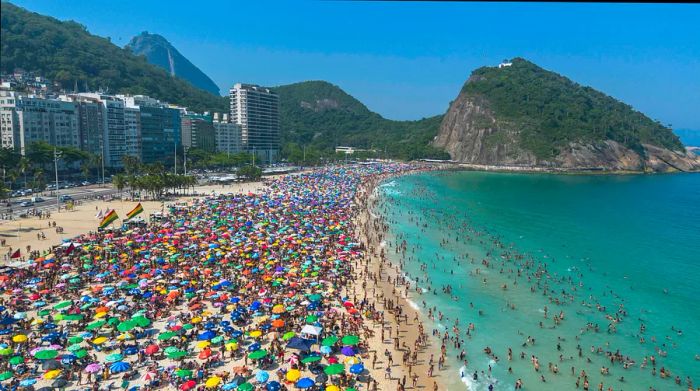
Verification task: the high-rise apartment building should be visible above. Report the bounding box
[181,113,216,153]
[229,83,280,164]
[120,95,181,165]
[212,112,242,155]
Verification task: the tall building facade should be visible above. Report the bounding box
[120,95,181,165]
[181,113,216,152]
[0,90,20,149]
[60,94,104,157]
[229,83,280,164]
[124,107,141,159]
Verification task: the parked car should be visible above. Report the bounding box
[59,195,73,202]
[19,200,34,207]
[31,197,45,203]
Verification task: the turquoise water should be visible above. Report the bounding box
[375,171,700,391]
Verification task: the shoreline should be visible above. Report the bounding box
[430,162,699,175]
[349,169,449,391]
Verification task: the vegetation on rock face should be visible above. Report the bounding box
[461,58,684,159]
[272,81,449,160]
[1,2,228,113]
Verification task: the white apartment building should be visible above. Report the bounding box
[229,83,280,163]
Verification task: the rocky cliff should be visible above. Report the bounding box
[434,59,700,172]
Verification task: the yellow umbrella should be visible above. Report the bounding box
[30,319,44,326]
[12,334,28,343]
[205,376,221,388]
[326,386,340,391]
[249,330,262,338]
[93,336,108,345]
[94,312,107,319]
[44,370,62,379]
[344,357,360,365]
[117,333,134,341]
[286,369,301,382]
[225,342,238,351]
[272,305,285,314]
[191,317,202,324]
[196,341,211,349]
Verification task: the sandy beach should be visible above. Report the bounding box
[0,165,448,391]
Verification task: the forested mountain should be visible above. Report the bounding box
[0,2,228,113]
[126,32,221,95]
[272,81,448,160]
[435,58,699,172]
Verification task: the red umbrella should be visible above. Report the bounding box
[145,345,159,355]
[180,380,196,390]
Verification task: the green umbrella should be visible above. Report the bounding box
[282,331,296,341]
[8,356,24,365]
[164,346,179,354]
[341,335,359,346]
[247,349,268,360]
[86,320,106,330]
[105,353,123,362]
[238,383,254,391]
[0,348,13,356]
[321,336,339,347]
[308,294,322,302]
[53,300,72,310]
[211,336,224,344]
[158,331,178,340]
[34,349,58,360]
[132,316,151,327]
[117,320,136,332]
[305,315,318,323]
[0,371,12,381]
[38,309,51,317]
[182,324,194,330]
[167,350,188,359]
[324,363,345,375]
[107,317,120,326]
[175,369,192,379]
[301,355,322,364]
[74,349,88,359]
[69,336,84,344]
[67,344,83,352]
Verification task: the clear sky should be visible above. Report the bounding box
[10,1,700,128]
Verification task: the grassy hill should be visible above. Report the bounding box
[272,81,448,160]
[0,2,228,113]
[461,58,683,159]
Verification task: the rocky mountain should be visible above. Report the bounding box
[272,81,448,160]
[126,32,221,95]
[0,2,228,113]
[434,58,700,172]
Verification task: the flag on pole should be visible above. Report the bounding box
[10,249,20,259]
[99,209,119,229]
[65,243,75,255]
[95,209,104,220]
[125,203,144,220]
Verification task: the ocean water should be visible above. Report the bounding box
[375,171,700,391]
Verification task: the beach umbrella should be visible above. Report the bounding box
[158,331,178,340]
[206,376,222,388]
[117,320,136,332]
[324,364,345,375]
[92,336,108,345]
[248,349,268,360]
[180,380,197,391]
[74,349,88,359]
[325,386,340,391]
[314,373,328,383]
[255,371,269,383]
[53,300,72,309]
[110,361,131,373]
[282,331,296,340]
[86,320,106,330]
[68,336,83,344]
[12,334,27,343]
[0,347,13,355]
[43,369,62,379]
[286,369,301,382]
[105,353,124,363]
[42,360,61,370]
[349,363,364,374]
[145,344,159,355]
[238,383,254,391]
[85,363,102,373]
[0,371,12,381]
[320,346,332,355]
[167,350,188,359]
[52,379,68,388]
[19,378,37,386]
[341,346,355,356]
[301,355,322,364]
[266,381,282,391]
[35,349,58,360]
[321,336,338,346]
[9,356,24,365]
[296,378,315,389]
[198,330,216,340]
[175,369,193,379]
[341,335,359,346]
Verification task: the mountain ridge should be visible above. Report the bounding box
[126,32,221,96]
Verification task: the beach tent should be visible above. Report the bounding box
[300,325,322,340]
[285,337,314,353]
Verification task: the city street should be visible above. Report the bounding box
[1,185,118,219]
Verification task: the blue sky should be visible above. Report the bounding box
[11,1,700,128]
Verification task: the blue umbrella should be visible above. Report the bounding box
[110,361,131,373]
[124,347,138,355]
[231,330,243,338]
[296,378,314,389]
[255,371,270,383]
[248,342,261,352]
[350,363,365,374]
[266,381,281,391]
[19,378,37,386]
[198,330,216,340]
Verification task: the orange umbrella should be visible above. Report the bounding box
[271,319,285,328]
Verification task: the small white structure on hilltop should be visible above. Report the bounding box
[498,60,513,68]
